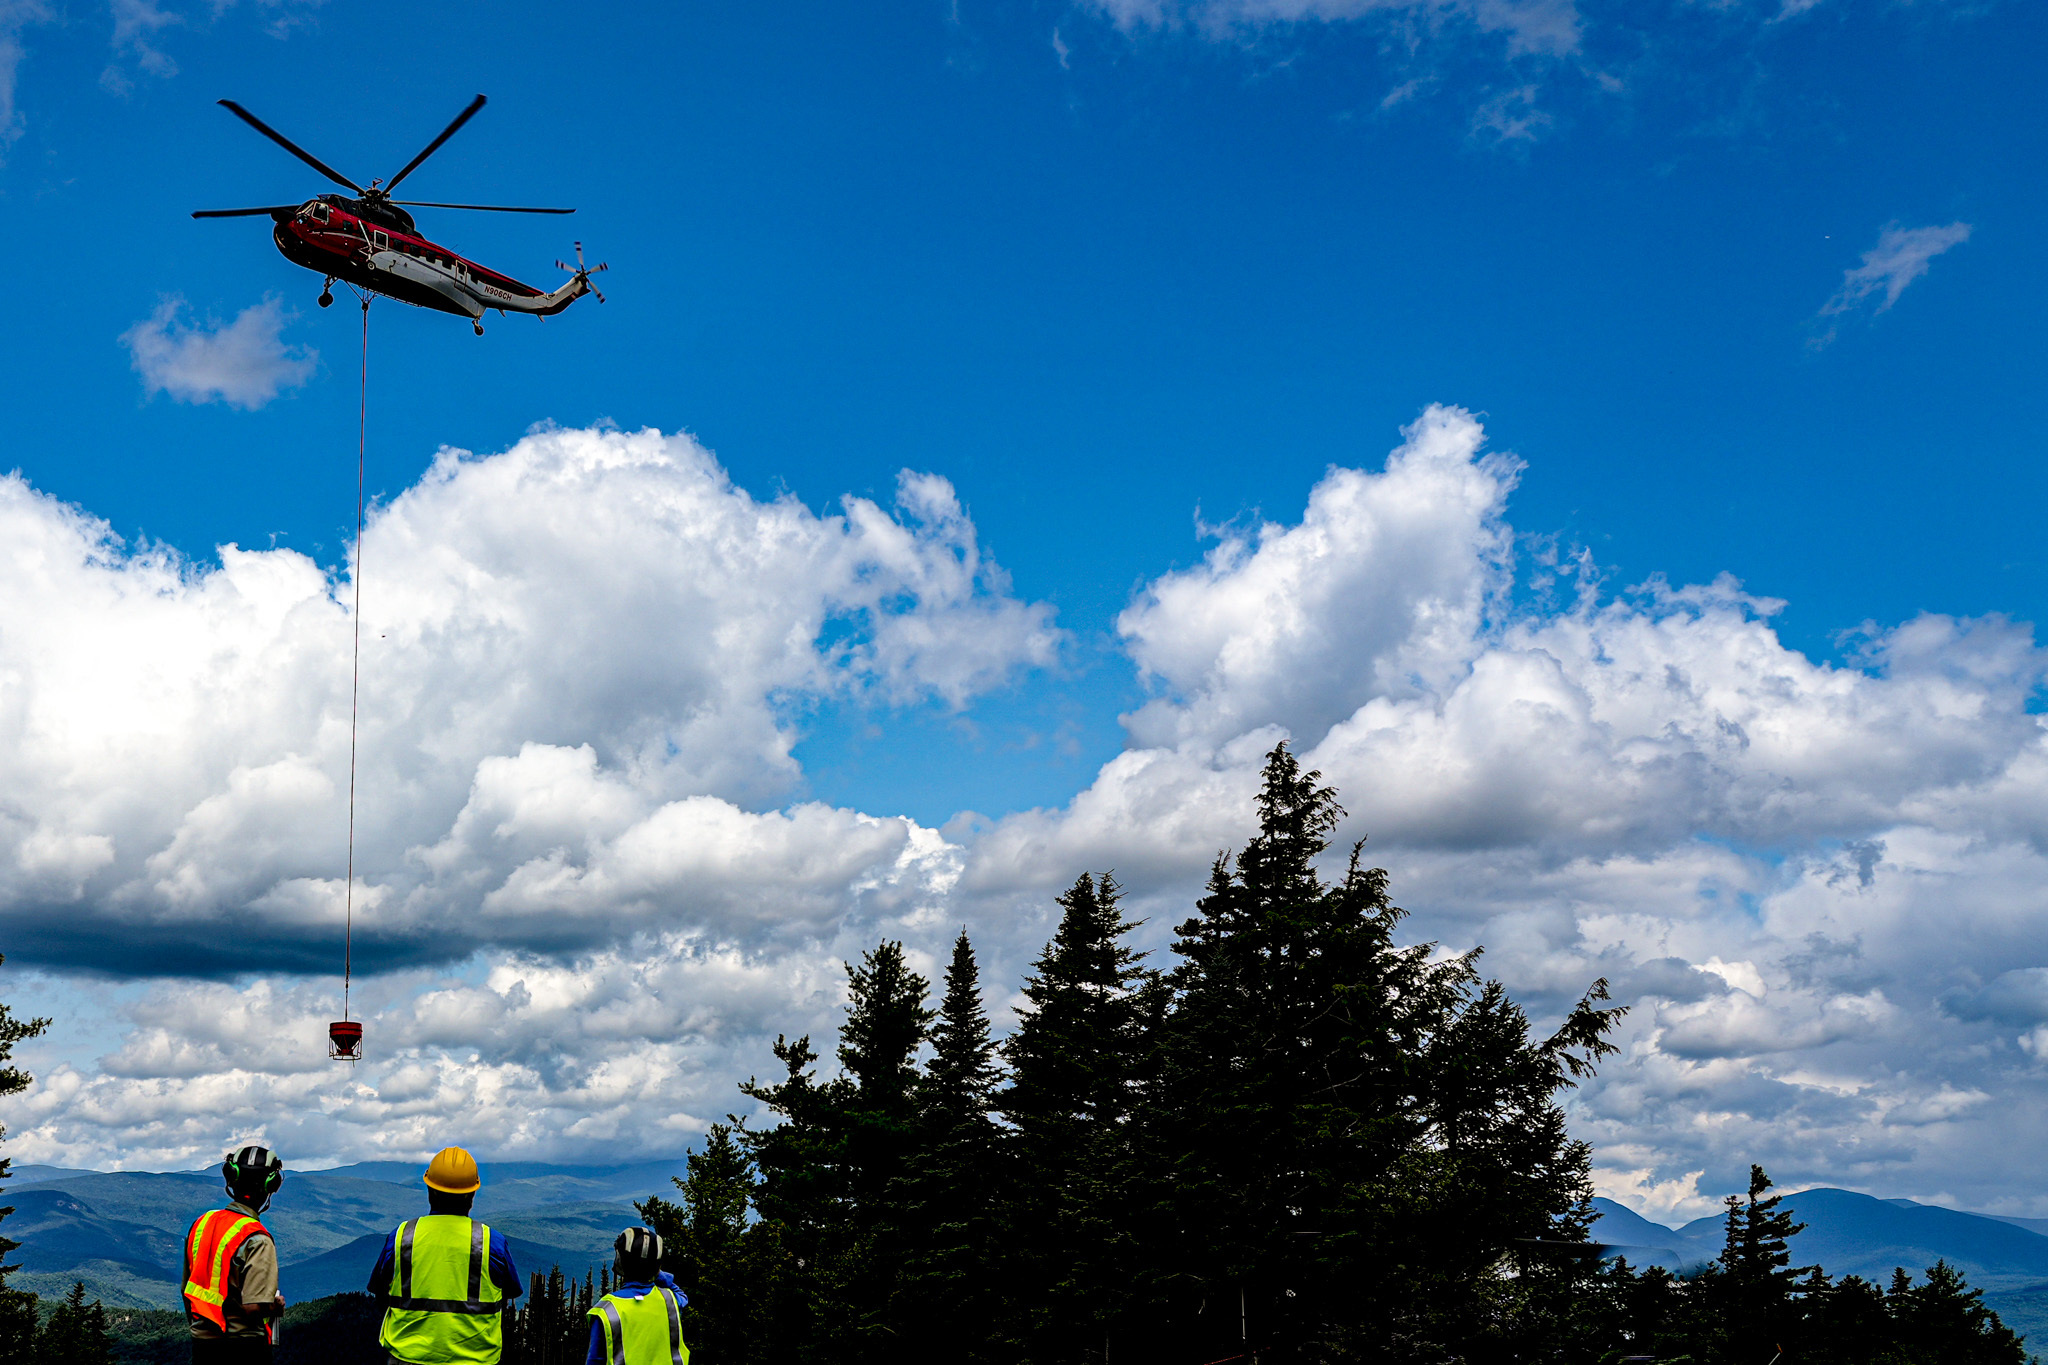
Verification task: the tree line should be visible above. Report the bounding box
[631,744,2029,1364]
[1585,1167,2026,1365]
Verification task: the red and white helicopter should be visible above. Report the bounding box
[194,95,604,335]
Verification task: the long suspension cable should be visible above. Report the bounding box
[343,294,369,1023]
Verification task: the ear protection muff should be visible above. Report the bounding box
[223,1145,284,1197]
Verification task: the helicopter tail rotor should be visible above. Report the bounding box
[556,241,609,304]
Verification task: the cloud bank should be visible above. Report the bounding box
[0,425,1052,977]
[120,296,317,409]
[8,409,2048,1222]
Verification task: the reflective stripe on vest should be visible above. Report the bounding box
[181,1208,269,1332]
[588,1286,688,1365]
[377,1216,506,1365]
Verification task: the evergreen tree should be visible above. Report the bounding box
[1141,742,1623,1362]
[640,1120,804,1365]
[1888,1260,2027,1365]
[738,943,932,1363]
[36,1281,113,1365]
[653,1121,753,1306]
[1710,1164,1809,1353]
[999,872,1160,1362]
[1806,1272,1894,1365]
[1719,1165,1807,1290]
[738,1032,847,1363]
[837,940,935,1123]
[0,954,49,1360]
[898,932,1005,1363]
[832,940,932,1362]
[742,1033,846,1233]
[503,1263,597,1365]
[82,1298,111,1365]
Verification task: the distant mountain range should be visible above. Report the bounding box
[1589,1187,2048,1345]
[14,1161,2048,1349]
[1590,1188,2048,1290]
[2,1159,689,1311]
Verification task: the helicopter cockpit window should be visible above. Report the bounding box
[310,203,330,224]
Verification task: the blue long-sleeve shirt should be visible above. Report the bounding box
[583,1271,686,1365]
[365,1216,523,1303]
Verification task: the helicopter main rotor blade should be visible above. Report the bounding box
[384,94,487,193]
[192,205,301,218]
[392,200,575,214]
[217,100,360,193]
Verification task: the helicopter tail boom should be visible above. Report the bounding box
[532,271,593,316]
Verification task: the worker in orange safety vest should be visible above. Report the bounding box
[182,1145,287,1364]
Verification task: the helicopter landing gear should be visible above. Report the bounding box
[318,290,333,308]
[473,319,485,336]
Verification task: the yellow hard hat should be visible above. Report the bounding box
[423,1146,481,1194]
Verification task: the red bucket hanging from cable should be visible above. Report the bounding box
[329,1019,364,1060]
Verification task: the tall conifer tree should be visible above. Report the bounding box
[1000,872,1160,1361]
[735,944,931,1362]
[836,939,934,1231]
[1144,742,1623,1361]
[899,932,1005,1362]
[1718,1164,1807,1291]
[638,1122,803,1365]
[737,1033,847,1364]
[1700,1164,1811,1358]
[37,1281,114,1365]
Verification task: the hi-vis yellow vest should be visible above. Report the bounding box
[377,1216,507,1364]
[586,1285,689,1365]
[182,1208,272,1341]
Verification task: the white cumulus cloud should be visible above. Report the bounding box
[0,424,1054,981]
[11,406,2048,1222]
[120,295,317,409]
[970,405,2048,1216]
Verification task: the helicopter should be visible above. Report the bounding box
[193,95,605,335]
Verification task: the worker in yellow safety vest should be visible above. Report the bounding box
[367,1147,524,1365]
[583,1227,689,1365]
[182,1144,287,1364]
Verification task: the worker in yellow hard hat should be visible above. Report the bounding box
[366,1147,524,1364]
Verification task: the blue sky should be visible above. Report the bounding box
[2,0,2047,1213]
[8,0,2041,826]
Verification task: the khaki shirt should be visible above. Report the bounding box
[186,1198,280,1340]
